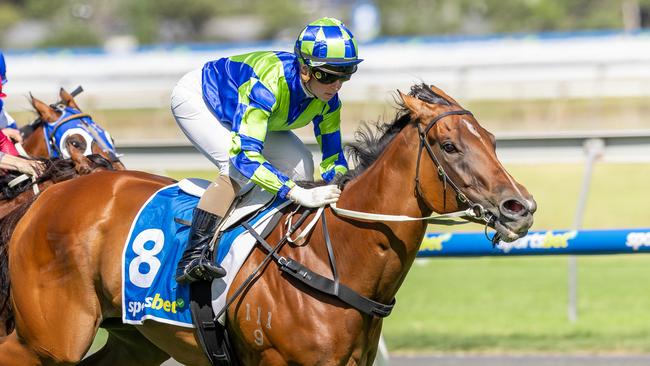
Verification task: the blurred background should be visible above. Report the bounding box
[3,0,650,364]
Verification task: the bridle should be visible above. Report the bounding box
[330,108,501,240]
[415,109,493,222]
[414,108,500,241]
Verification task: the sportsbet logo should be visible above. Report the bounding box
[625,232,650,251]
[127,293,184,317]
[421,233,452,251]
[498,231,577,253]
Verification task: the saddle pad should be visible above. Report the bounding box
[222,183,275,230]
[122,183,196,327]
[122,181,291,328]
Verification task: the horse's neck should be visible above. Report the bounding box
[22,125,49,158]
[334,125,435,302]
[0,182,46,220]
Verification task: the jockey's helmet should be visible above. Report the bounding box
[294,17,362,77]
[0,52,6,85]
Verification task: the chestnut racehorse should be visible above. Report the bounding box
[0,152,115,337]
[0,84,535,365]
[19,88,125,170]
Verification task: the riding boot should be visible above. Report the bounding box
[175,207,227,284]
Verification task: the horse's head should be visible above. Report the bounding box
[24,89,125,170]
[399,84,536,242]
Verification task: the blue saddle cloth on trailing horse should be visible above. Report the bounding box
[122,179,289,328]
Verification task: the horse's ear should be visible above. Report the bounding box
[31,95,59,123]
[60,88,81,110]
[399,90,429,119]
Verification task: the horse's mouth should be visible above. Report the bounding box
[492,218,523,243]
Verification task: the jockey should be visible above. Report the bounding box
[171,17,360,283]
[0,52,22,145]
[0,52,44,177]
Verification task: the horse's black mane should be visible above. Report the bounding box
[323,83,450,188]
[0,155,111,200]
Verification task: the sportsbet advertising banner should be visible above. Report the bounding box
[419,229,650,257]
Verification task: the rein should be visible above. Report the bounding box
[213,205,314,323]
[216,204,396,323]
[243,209,395,318]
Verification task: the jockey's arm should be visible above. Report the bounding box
[0,152,45,177]
[0,108,21,143]
[230,79,342,207]
[314,96,348,182]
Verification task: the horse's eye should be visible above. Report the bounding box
[442,142,457,153]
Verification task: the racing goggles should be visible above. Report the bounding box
[311,65,357,84]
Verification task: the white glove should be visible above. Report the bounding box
[287,185,341,208]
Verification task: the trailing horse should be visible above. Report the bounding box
[0,84,535,365]
[19,88,125,170]
[0,152,114,337]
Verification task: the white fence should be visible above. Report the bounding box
[4,32,650,111]
[116,130,650,171]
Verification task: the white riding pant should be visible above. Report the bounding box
[170,68,314,187]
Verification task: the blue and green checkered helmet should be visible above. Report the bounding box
[294,17,362,72]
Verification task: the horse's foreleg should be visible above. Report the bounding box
[0,331,44,366]
[79,325,170,366]
[135,321,211,366]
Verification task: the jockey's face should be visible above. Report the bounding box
[300,65,346,102]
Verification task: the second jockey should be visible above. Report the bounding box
[0,52,22,145]
[0,51,45,177]
[171,17,361,283]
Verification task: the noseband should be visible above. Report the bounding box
[414,109,496,227]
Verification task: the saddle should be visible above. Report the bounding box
[178,178,276,233]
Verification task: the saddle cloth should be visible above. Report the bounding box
[122,179,289,328]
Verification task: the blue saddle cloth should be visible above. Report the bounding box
[122,183,196,327]
[122,181,286,327]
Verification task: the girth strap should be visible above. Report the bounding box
[242,210,396,318]
[279,258,396,317]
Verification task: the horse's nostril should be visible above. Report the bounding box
[502,199,525,215]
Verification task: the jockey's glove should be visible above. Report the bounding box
[287,185,341,208]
